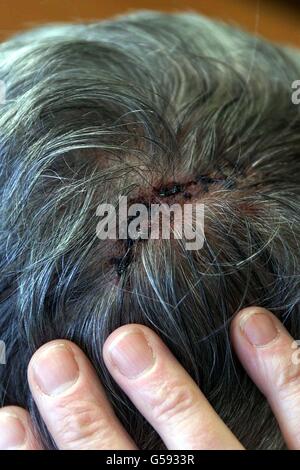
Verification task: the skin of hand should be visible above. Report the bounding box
[0,307,300,450]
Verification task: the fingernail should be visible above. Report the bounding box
[31,344,79,396]
[108,331,155,379]
[0,413,26,449]
[240,311,279,346]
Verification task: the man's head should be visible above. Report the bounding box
[0,11,299,449]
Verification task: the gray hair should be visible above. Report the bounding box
[0,10,299,449]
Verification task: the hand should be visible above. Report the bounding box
[0,307,299,450]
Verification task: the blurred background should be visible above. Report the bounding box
[0,0,299,46]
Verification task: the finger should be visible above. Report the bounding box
[27,340,137,450]
[0,406,43,450]
[231,307,300,449]
[103,324,244,450]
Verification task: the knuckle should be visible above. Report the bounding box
[149,379,196,424]
[55,399,110,449]
[275,361,300,399]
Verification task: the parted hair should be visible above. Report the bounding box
[0,10,299,449]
